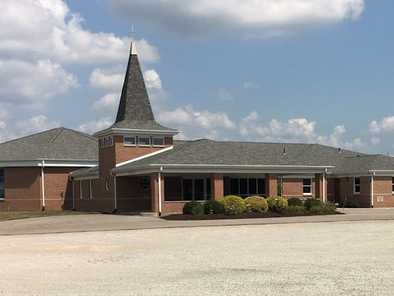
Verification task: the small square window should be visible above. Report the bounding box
[152,137,164,146]
[138,136,151,146]
[124,136,136,146]
[354,177,361,194]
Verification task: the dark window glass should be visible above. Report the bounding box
[124,136,136,145]
[354,177,361,193]
[249,178,257,195]
[257,179,266,195]
[183,179,193,201]
[230,178,239,195]
[164,177,182,201]
[303,179,312,186]
[206,178,212,200]
[303,178,312,194]
[138,136,151,146]
[240,178,248,196]
[392,177,394,193]
[194,179,205,201]
[152,137,164,146]
[0,170,4,199]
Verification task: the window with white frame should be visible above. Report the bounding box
[0,169,4,200]
[152,137,165,147]
[303,178,312,195]
[354,177,361,194]
[138,136,151,146]
[124,136,136,146]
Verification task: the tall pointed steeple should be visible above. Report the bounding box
[112,43,175,132]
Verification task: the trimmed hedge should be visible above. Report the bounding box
[266,196,288,212]
[284,206,308,215]
[219,195,246,215]
[245,196,268,213]
[204,200,225,215]
[309,202,337,215]
[183,201,204,216]
[288,197,304,207]
[304,199,322,210]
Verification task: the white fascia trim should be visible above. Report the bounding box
[0,160,97,168]
[95,128,178,137]
[152,164,334,170]
[116,146,174,168]
[369,170,394,176]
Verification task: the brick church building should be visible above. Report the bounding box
[1,44,394,214]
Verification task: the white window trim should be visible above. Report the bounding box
[391,177,394,195]
[137,135,152,147]
[302,178,313,196]
[353,177,361,195]
[124,136,136,147]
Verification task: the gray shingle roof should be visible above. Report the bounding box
[333,154,394,175]
[111,45,175,132]
[113,139,363,174]
[0,127,98,161]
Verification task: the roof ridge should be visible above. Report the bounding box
[0,127,62,146]
[49,127,65,143]
[64,127,98,142]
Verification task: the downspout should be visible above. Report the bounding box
[41,160,46,211]
[370,171,375,208]
[113,175,117,212]
[158,166,163,216]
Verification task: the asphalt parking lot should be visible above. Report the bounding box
[0,220,394,296]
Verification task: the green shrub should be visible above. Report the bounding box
[219,195,246,215]
[245,196,268,213]
[284,206,308,215]
[342,199,360,208]
[309,202,337,215]
[266,196,288,212]
[204,200,225,215]
[183,201,204,216]
[288,197,304,207]
[304,198,322,210]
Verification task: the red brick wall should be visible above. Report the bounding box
[212,174,224,200]
[373,176,394,207]
[266,174,277,197]
[44,167,75,211]
[338,176,371,207]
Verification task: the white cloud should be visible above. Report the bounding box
[158,106,236,130]
[0,59,77,106]
[0,0,159,64]
[369,116,394,134]
[239,111,363,150]
[93,93,119,112]
[144,70,162,90]
[78,117,113,134]
[112,0,364,35]
[89,69,124,91]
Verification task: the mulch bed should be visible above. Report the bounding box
[162,211,341,221]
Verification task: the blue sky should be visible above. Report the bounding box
[1,0,394,154]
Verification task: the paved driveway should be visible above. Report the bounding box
[1,208,394,235]
[0,220,393,296]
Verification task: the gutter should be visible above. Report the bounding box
[158,166,163,216]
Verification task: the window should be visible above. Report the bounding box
[227,177,266,197]
[180,178,211,201]
[354,177,361,194]
[303,178,312,195]
[152,137,165,147]
[392,177,394,194]
[138,136,151,146]
[100,136,113,148]
[124,136,136,146]
[0,169,4,200]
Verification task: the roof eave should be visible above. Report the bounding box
[94,127,179,138]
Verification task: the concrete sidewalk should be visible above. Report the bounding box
[0,208,394,236]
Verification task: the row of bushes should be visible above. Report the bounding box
[183,196,336,216]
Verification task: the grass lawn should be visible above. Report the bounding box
[0,211,84,222]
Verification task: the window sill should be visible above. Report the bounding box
[124,144,137,147]
[303,193,312,196]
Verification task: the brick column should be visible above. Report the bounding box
[212,174,224,200]
[266,174,278,197]
[315,173,323,201]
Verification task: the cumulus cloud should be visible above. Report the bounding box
[78,117,113,134]
[0,59,77,106]
[0,0,159,64]
[93,93,119,112]
[144,70,163,90]
[112,0,364,35]
[239,111,363,150]
[89,69,124,91]
[369,116,394,134]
